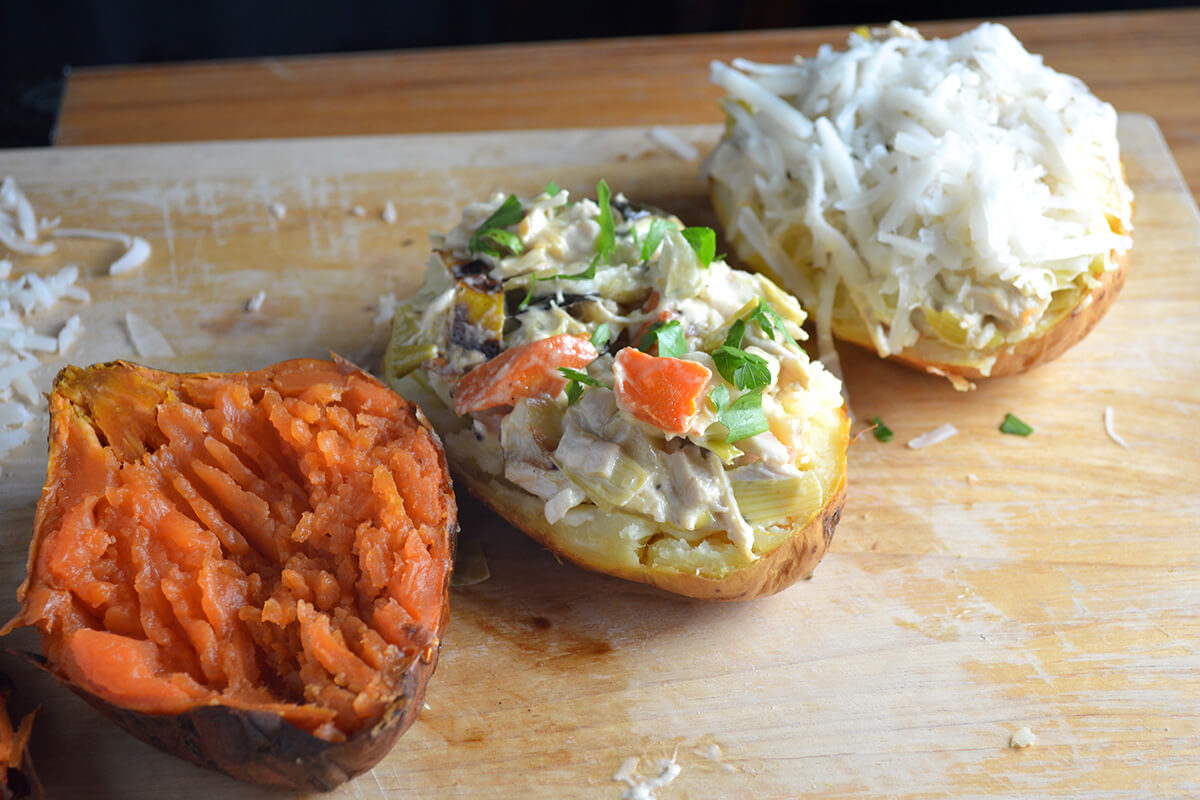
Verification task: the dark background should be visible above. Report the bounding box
[1,0,1195,147]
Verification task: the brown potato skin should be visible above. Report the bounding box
[448,406,849,601]
[11,359,456,792]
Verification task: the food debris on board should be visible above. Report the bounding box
[906,423,959,450]
[648,126,700,161]
[1104,405,1130,447]
[245,289,267,313]
[613,755,682,800]
[382,200,398,224]
[269,201,287,220]
[1009,727,1037,749]
[124,311,176,359]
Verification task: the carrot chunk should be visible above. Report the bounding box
[612,347,712,435]
[452,334,597,415]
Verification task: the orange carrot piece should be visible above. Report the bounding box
[612,347,712,435]
[452,334,597,415]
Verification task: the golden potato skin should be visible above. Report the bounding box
[444,401,850,601]
[833,249,1130,380]
[710,178,1132,380]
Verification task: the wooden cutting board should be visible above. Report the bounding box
[1,114,1197,799]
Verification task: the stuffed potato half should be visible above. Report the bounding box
[386,184,848,599]
[704,22,1134,381]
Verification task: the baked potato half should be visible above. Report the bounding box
[704,22,1134,381]
[386,183,848,600]
[4,359,455,790]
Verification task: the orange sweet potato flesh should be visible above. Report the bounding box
[4,359,456,791]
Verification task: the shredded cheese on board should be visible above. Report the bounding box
[705,22,1134,371]
[907,423,959,450]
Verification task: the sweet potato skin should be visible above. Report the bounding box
[23,643,440,791]
[10,359,456,792]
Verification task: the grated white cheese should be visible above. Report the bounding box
[1103,405,1130,448]
[613,757,681,800]
[1009,727,1037,748]
[125,312,176,360]
[52,228,151,276]
[57,314,82,353]
[648,125,700,161]
[269,201,287,220]
[350,205,367,217]
[374,292,399,326]
[907,423,959,449]
[705,22,1134,367]
[246,290,267,313]
[382,200,398,224]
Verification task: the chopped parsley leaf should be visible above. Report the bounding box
[749,298,800,348]
[544,180,560,196]
[559,367,611,406]
[639,319,686,358]
[709,385,769,443]
[681,226,716,267]
[871,416,894,442]
[712,345,771,391]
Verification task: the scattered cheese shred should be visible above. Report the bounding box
[1009,727,1037,748]
[907,423,959,449]
[382,200,398,225]
[648,126,699,161]
[374,292,399,325]
[269,201,287,220]
[246,290,267,313]
[52,228,151,275]
[1103,405,1130,448]
[350,205,367,217]
[124,312,176,360]
[613,757,681,800]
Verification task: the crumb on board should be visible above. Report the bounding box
[966,473,979,485]
[613,755,681,800]
[382,200,398,224]
[245,290,267,313]
[1009,727,1037,749]
[269,201,287,220]
[907,423,959,449]
[350,205,367,217]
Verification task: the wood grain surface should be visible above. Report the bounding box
[0,114,1197,798]
[54,9,1200,212]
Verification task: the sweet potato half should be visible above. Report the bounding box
[4,359,456,790]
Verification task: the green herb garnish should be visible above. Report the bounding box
[557,253,600,281]
[595,179,615,263]
[641,218,671,261]
[559,367,611,406]
[1000,413,1034,436]
[871,415,894,442]
[590,323,612,352]
[469,194,525,257]
[681,226,716,267]
[638,319,686,358]
[748,298,799,348]
[709,385,769,443]
[712,345,771,391]
[711,319,771,391]
[517,273,538,310]
[544,180,560,196]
